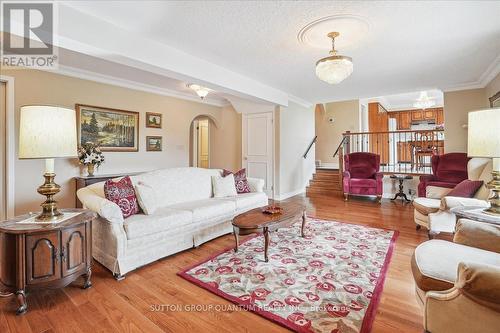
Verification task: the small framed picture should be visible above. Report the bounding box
[146,112,162,128]
[146,136,162,151]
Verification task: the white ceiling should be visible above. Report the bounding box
[361,89,444,111]
[56,1,500,105]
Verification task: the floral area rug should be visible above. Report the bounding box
[178,217,398,333]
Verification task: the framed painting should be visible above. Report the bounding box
[76,104,139,152]
[489,91,500,108]
[146,112,162,128]
[146,136,162,152]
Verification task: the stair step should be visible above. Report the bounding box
[306,188,342,196]
[309,180,340,189]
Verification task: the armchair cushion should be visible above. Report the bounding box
[344,152,380,179]
[350,178,377,188]
[447,180,484,198]
[453,219,500,253]
[440,196,490,211]
[411,240,500,292]
[418,153,468,197]
[455,262,500,312]
[413,197,441,215]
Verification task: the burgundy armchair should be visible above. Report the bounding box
[417,153,469,197]
[343,152,383,202]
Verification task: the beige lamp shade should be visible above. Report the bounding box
[467,108,500,158]
[19,105,78,159]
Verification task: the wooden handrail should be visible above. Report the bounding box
[303,135,317,159]
[333,136,348,157]
[342,129,444,135]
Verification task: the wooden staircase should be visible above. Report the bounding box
[306,168,343,196]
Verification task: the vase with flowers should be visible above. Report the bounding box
[78,142,105,176]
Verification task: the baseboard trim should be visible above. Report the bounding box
[275,187,306,201]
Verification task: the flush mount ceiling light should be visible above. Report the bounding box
[413,91,436,109]
[187,84,211,100]
[315,32,353,84]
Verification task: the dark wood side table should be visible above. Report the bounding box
[75,172,143,207]
[390,174,413,202]
[0,209,96,315]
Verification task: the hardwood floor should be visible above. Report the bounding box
[1,194,428,333]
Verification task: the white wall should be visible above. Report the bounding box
[4,69,241,215]
[275,102,316,199]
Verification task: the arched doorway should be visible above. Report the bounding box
[189,116,215,168]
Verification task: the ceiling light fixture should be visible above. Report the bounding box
[413,91,436,109]
[187,84,211,100]
[315,32,353,84]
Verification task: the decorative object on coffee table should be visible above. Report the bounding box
[390,174,413,202]
[18,105,78,222]
[78,142,105,176]
[232,202,306,262]
[468,108,500,215]
[179,217,398,333]
[0,209,96,315]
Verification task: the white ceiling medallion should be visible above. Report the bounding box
[297,14,370,50]
[315,32,353,85]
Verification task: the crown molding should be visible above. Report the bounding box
[41,65,230,107]
[288,94,314,108]
[442,54,500,92]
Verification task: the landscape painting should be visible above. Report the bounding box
[76,104,139,152]
[146,136,162,151]
[146,112,162,128]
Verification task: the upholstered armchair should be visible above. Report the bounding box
[343,152,383,202]
[411,219,500,333]
[413,157,492,233]
[418,152,469,197]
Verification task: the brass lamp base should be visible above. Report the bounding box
[484,170,500,216]
[36,173,64,222]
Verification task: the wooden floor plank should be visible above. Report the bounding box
[0,194,426,332]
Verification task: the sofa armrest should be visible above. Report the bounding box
[343,171,351,179]
[453,219,500,253]
[77,187,124,225]
[424,262,500,332]
[247,177,265,193]
[440,196,490,211]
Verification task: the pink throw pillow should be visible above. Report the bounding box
[222,169,251,194]
[447,180,483,198]
[104,176,139,218]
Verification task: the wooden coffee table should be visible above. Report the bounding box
[232,202,307,262]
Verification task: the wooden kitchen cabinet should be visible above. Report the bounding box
[0,209,96,315]
[411,109,423,121]
[436,108,444,124]
[368,102,389,164]
[424,109,436,121]
[397,111,412,130]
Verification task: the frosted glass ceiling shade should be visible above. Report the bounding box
[315,56,354,84]
[19,105,78,159]
[467,108,500,159]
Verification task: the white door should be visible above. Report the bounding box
[197,119,210,168]
[242,112,274,197]
[0,81,6,220]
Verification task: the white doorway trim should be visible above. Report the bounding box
[0,75,15,218]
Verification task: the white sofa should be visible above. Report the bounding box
[413,158,492,236]
[77,167,268,279]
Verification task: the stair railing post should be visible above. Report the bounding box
[345,131,351,154]
[339,146,344,191]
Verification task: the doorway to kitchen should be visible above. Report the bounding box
[190,117,211,168]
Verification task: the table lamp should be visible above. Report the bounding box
[468,108,500,215]
[19,105,78,221]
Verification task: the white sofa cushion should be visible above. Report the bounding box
[212,174,237,198]
[124,207,193,240]
[130,167,221,207]
[426,186,452,199]
[217,192,268,211]
[168,199,236,222]
[135,182,158,215]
